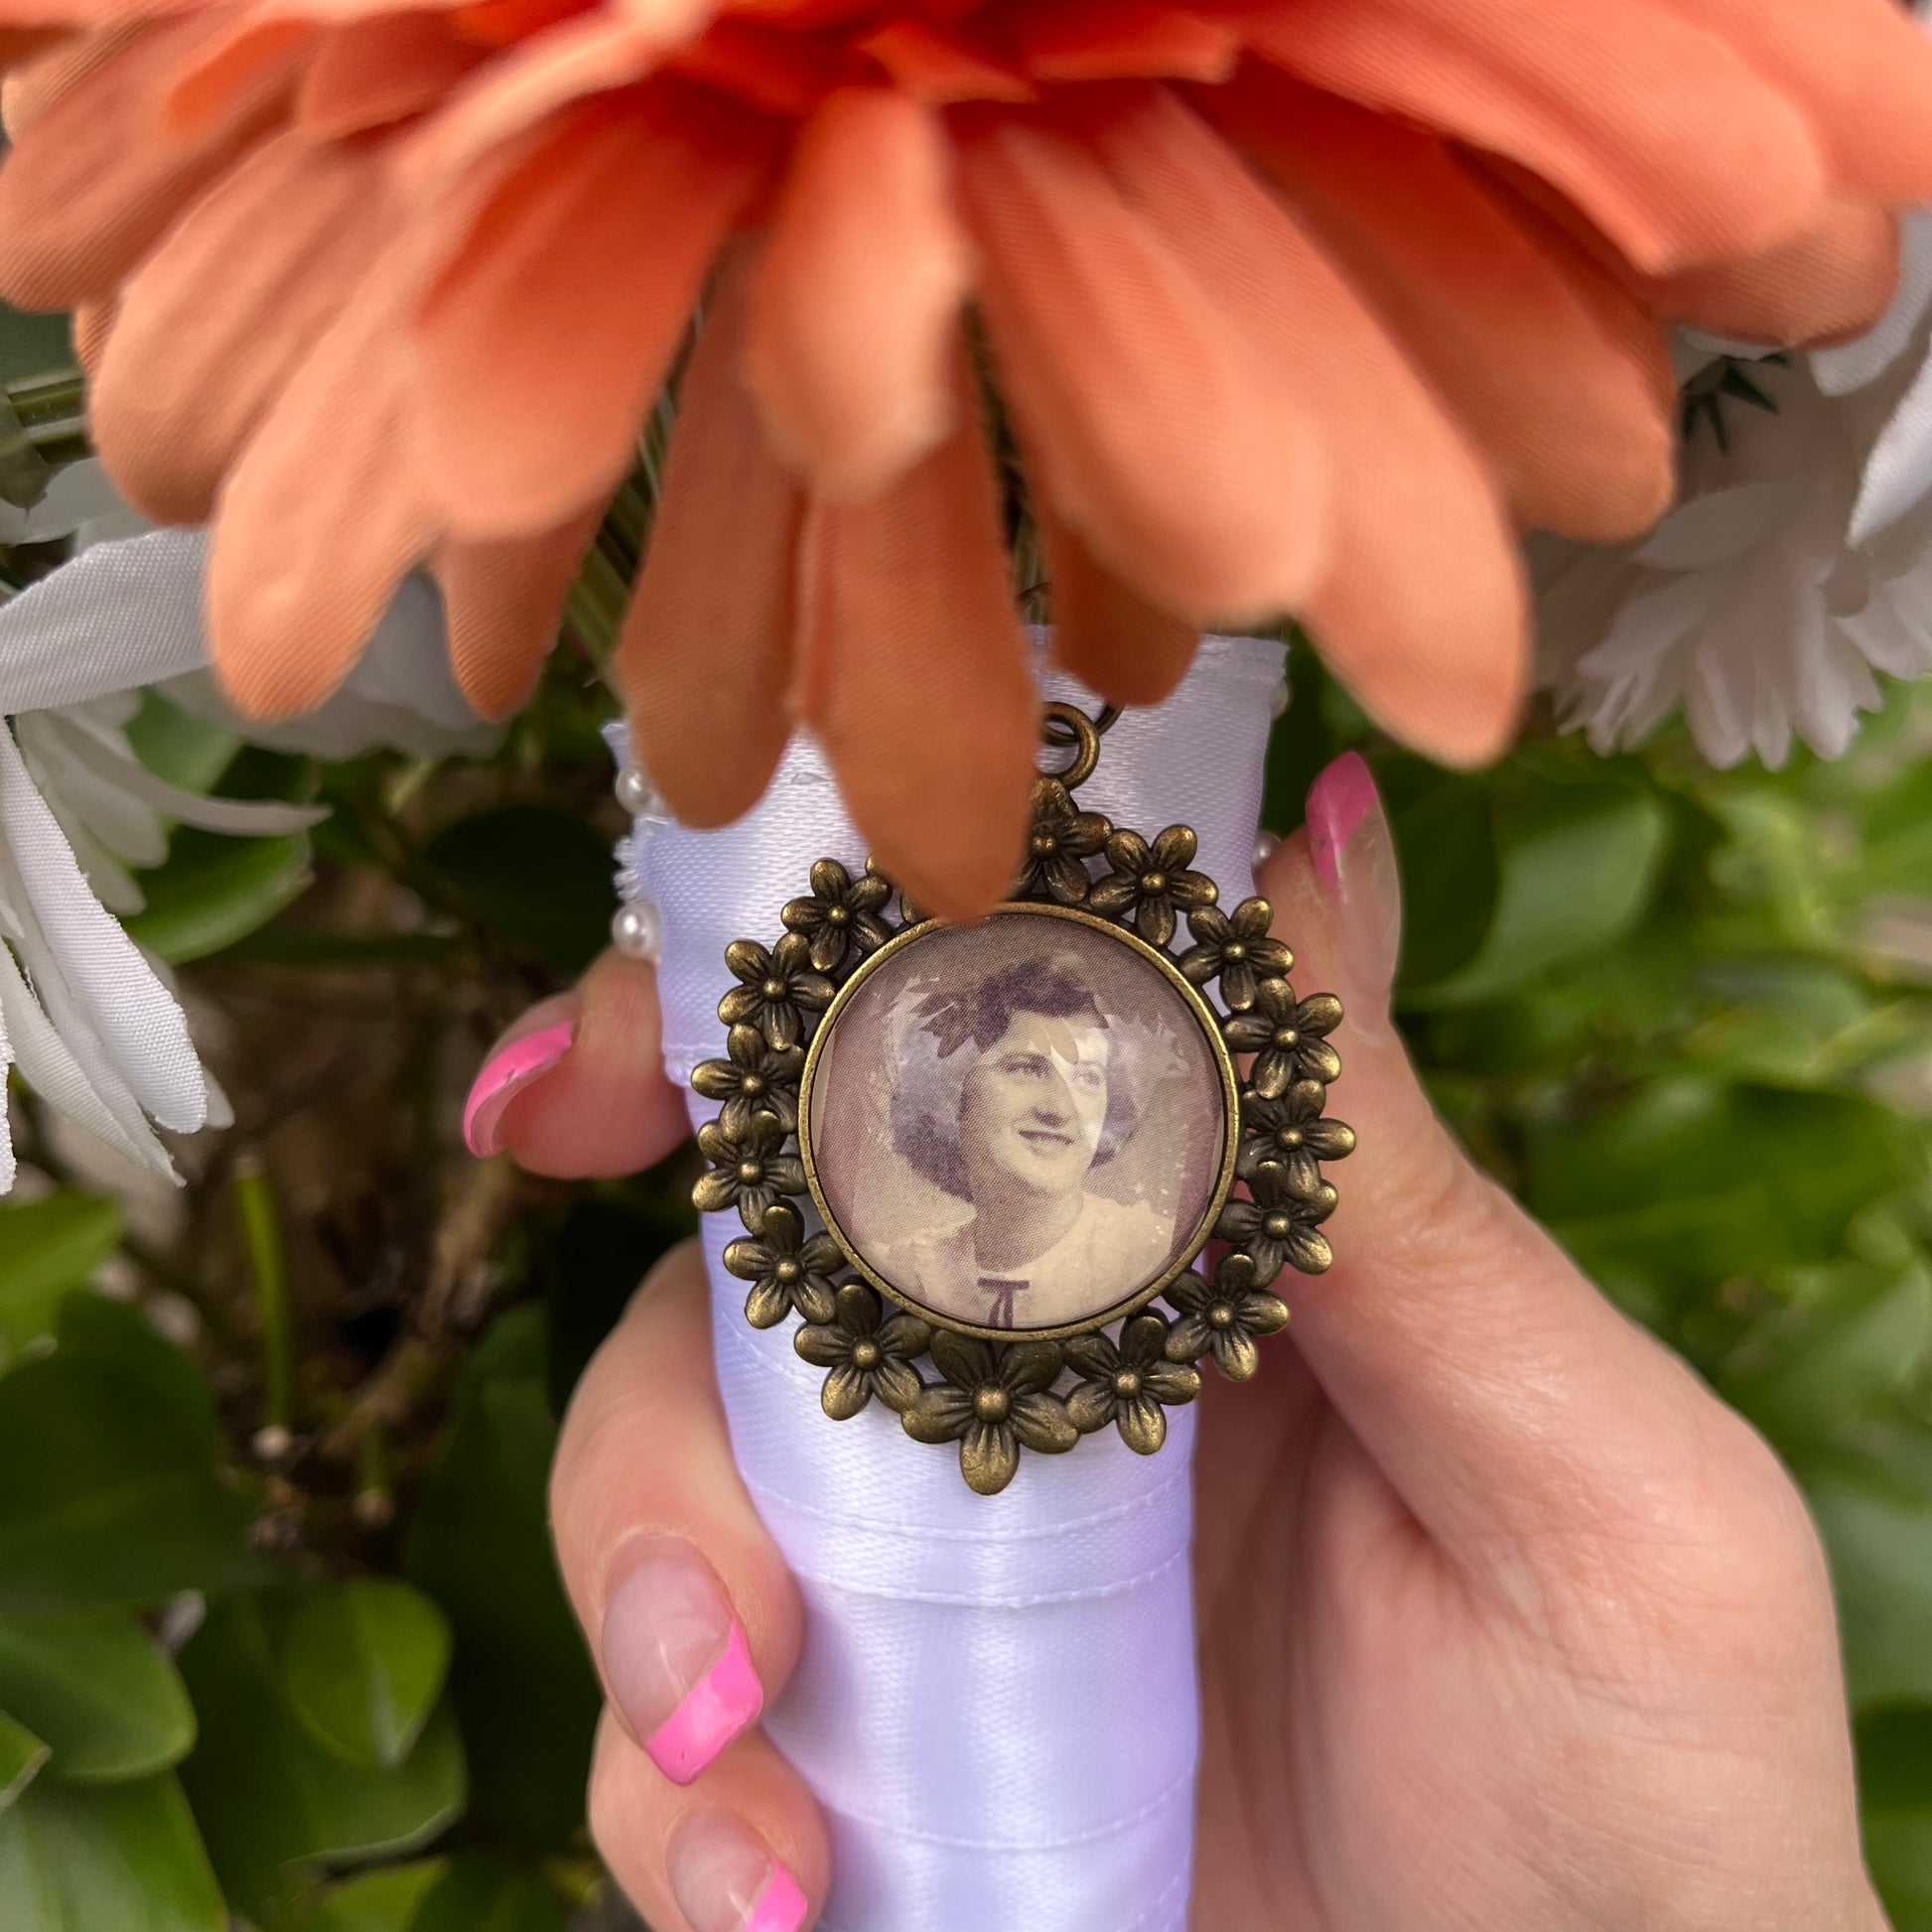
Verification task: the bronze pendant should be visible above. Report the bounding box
[690,704,1353,1495]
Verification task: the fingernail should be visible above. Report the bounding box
[1306,752,1401,1039]
[603,1545,761,1785]
[463,1020,574,1157]
[668,1810,810,1932]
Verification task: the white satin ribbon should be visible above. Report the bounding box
[628,635,1284,1932]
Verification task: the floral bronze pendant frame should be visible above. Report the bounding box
[689,705,1354,1496]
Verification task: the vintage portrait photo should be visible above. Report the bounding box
[804,910,1229,1334]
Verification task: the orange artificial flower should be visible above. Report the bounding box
[0,0,1928,916]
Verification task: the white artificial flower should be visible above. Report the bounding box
[0,527,489,1192]
[1538,347,1932,769]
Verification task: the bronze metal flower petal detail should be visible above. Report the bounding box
[1065,1311,1202,1454]
[1214,1158,1336,1284]
[902,1331,1076,1493]
[1223,978,1345,1099]
[692,1113,807,1231]
[1015,776,1112,905]
[717,932,836,1049]
[781,858,895,975]
[794,1281,931,1418]
[726,1201,845,1328]
[1237,1078,1355,1189]
[1177,897,1294,1014]
[691,1024,804,1141]
[1088,824,1217,948]
[1164,1256,1290,1383]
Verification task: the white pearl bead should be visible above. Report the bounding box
[1270,677,1290,720]
[615,764,654,816]
[612,898,662,961]
[1254,831,1280,871]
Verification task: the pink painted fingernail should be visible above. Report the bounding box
[668,1809,811,1932]
[1306,753,1401,1039]
[463,1021,574,1157]
[603,1544,762,1786]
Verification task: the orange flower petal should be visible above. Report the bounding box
[669,16,844,114]
[0,16,295,308]
[618,249,803,829]
[745,86,971,501]
[0,27,69,72]
[3,23,140,136]
[952,106,1327,625]
[1252,0,1826,275]
[1656,0,1932,207]
[1208,65,1673,541]
[92,129,389,521]
[404,2,705,188]
[999,0,1239,84]
[857,18,1033,104]
[1089,84,1525,765]
[207,257,437,719]
[437,505,602,719]
[297,12,490,138]
[164,12,315,142]
[793,342,1035,923]
[1647,195,1902,347]
[415,78,779,541]
[1037,500,1195,708]
[71,295,113,372]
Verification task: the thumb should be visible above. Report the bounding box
[1260,755,1723,1556]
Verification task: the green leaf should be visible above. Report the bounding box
[1867,1809,1932,1932]
[122,696,241,797]
[306,1861,447,1932]
[1386,768,1498,994]
[1410,780,1669,1008]
[1527,1079,1921,1291]
[0,310,71,387]
[0,1299,255,1617]
[404,1307,599,1853]
[0,1713,49,1811]
[409,1855,567,1932]
[282,1584,452,1774]
[419,806,615,974]
[177,1594,465,1926]
[0,1197,121,1369]
[126,830,313,966]
[1810,1479,1932,1707]
[0,1615,195,1784]
[0,1775,224,1932]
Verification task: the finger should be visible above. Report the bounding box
[463,946,688,1175]
[552,1239,804,1786]
[590,1708,827,1932]
[1257,753,1742,1556]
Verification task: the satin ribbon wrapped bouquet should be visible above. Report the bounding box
[3,0,1932,1925]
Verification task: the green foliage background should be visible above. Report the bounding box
[3,352,1932,1927]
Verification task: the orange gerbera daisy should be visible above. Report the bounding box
[0,0,1928,917]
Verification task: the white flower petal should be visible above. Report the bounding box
[1815,211,1932,396]
[0,940,177,1181]
[41,711,327,838]
[1847,348,1932,547]
[1636,481,1808,571]
[0,724,205,1132]
[0,530,211,716]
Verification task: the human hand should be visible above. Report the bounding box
[471,754,1884,1932]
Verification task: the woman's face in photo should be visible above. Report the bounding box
[959,1009,1111,1198]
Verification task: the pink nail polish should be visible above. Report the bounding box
[462,1021,574,1158]
[1306,753,1402,1036]
[1306,751,1379,895]
[603,1549,762,1786]
[668,1809,811,1932]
